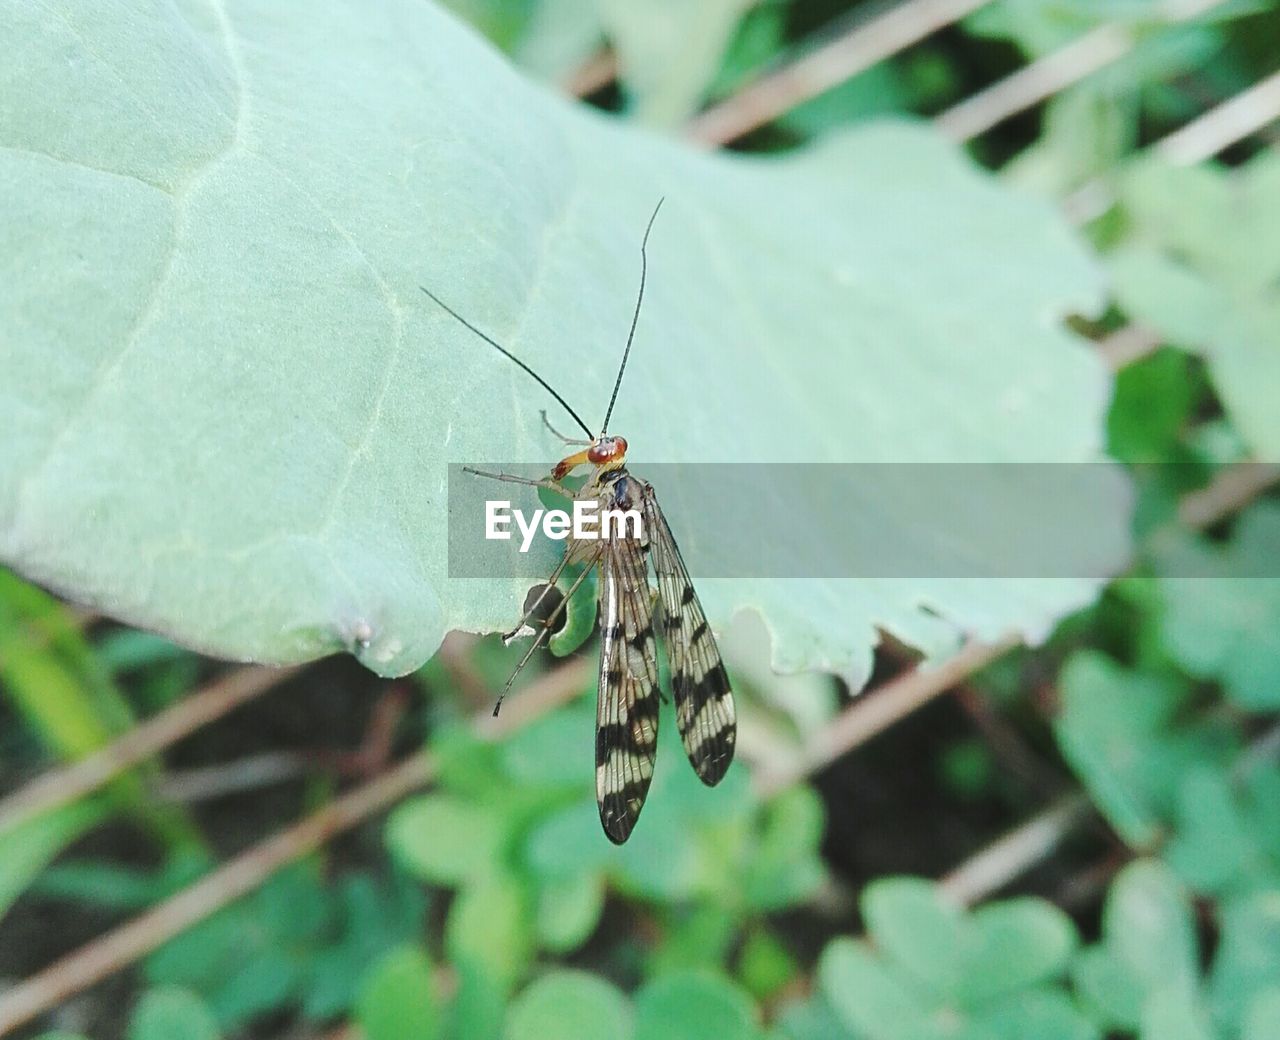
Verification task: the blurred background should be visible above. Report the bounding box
[3,1,1280,1038]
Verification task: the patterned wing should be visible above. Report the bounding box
[594,514,661,844]
[642,484,736,786]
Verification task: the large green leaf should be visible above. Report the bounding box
[0,1,1114,679]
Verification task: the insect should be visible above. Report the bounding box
[420,200,736,843]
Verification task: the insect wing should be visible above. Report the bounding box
[642,486,736,785]
[594,510,661,844]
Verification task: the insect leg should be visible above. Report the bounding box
[492,560,597,717]
[501,552,574,645]
[463,466,561,492]
[540,409,592,446]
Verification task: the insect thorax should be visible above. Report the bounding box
[596,467,644,513]
[561,469,646,567]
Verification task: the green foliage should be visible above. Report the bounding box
[634,974,762,1040]
[365,673,827,1034]
[600,0,756,124]
[505,970,631,1040]
[738,926,801,1000]
[29,989,234,1040]
[0,572,137,754]
[1054,643,1280,904]
[1106,349,1198,465]
[818,878,1089,1040]
[355,947,439,1040]
[966,0,1262,58]
[95,629,203,712]
[1108,155,1280,458]
[387,694,827,977]
[127,988,221,1040]
[989,4,1268,196]
[1210,894,1280,1037]
[388,793,509,885]
[1073,860,1199,1029]
[144,864,426,1029]
[1055,650,1201,847]
[31,854,206,912]
[1156,504,1280,710]
[29,989,227,1040]
[498,969,762,1040]
[1072,860,1280,1039]
[710,2,789,99]
[0,573,202,919]
[0,798,110,921]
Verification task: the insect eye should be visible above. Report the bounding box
[588,438,622,464]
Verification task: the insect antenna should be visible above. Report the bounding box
[419,285,593,438]
[599,197,664,436]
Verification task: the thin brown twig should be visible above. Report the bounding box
[1060,36,1276,224]
[934,0,1229,142]
[154,683,413,802]
[754,633,1022,798]
[914,458,1280,906]
[691,0,1263,386]
[1178,462,1280,529]
[1094,324,1164,370]
[680,0,1259,383]
[938,794,1091,904]
[317,684,412,779]
[935,23,1133,142]
[0,659,589,1038]
[154,751,307,803]
[952,682,1068,798]
[0,757,430,1038]
[0,665,300,837]
[1065,71,1280,226]
[685,0,992,146]
[1157,66,1280,165]
[435,631,491,709]
[945,715,1280,911]
[1078,59,1280,370]
[64,606,101,628]
[1054,850,1130,912]
[565,48,618,98]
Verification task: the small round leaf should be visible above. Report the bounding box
[505,970,632,1040]
[355,947,438,1040]
[634,974,760,1040]
[127,988,220,1040]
